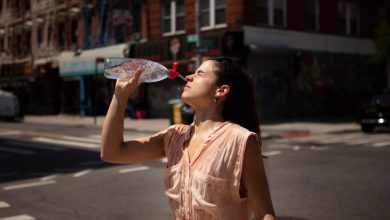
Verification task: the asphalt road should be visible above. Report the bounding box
[0,121,389,220]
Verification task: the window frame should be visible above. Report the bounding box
[200,0,227,31]
[162,0,185,36]
[307,0,319,31]
[338,1,360,35]
[256,0,287,28]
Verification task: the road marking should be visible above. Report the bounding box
[119,166,150,173]
[61,135,100,143]
[88,134,101,139]
[32,137,99,148]
[310,145,329,151]
[371,141,390,148]
[0,215,35,220]
[262,151,282,157]
[3,180,56,191]
[0,172,18,179]
[0,131,22,136]
[73,169,92,178]
[40,174,58,181]
[0,201,10,208]
[293,146,300,151]
[159,158,168,163]
[5,140,67,152]
[0,147,34,155]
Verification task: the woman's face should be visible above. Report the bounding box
[181,60,219,108]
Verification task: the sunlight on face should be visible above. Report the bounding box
[181,60,220,108]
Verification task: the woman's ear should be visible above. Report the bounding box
[215,85,230,99]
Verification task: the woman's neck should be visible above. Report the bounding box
[192,109,225,134]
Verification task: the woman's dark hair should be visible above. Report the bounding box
[209,57,260,135]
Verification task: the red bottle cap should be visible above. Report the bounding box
[168,62,179,79]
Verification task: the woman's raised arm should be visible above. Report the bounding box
[100,69,166,164]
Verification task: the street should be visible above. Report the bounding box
[0,121,389,220]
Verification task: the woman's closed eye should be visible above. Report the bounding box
[197,70,205,76]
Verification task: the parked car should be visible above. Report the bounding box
[357,90,390,133]
[0,90,23,122]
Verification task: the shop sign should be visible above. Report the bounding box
[187,34,197,43]
[60,58,104,77]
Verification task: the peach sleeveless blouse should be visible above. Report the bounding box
[164,121,258,220]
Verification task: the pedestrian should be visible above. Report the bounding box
[101,57,276,220]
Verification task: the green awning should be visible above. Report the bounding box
[59,43,130,77]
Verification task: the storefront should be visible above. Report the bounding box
[244,25,377,120]
[58,43,131,115]
[132,31,246,117]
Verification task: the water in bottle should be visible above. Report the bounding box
[104,57,186,83]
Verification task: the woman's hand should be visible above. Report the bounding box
[114,68,144,104]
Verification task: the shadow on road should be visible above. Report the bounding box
[0,137,116,184]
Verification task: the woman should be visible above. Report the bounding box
[101,57,276,220]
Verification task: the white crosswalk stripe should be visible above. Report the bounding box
[0,215,35,220]
[3,180,56,191]
[275,132,390,148]
[0,201,10,208]
[0,131,22,136]
[119,166,150,173]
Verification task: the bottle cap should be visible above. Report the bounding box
[168,62,179,79]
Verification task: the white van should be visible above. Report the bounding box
[0,90,23,121]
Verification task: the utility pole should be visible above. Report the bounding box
[195,0,201,68]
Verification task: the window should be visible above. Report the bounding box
[215,0,226,25]
[57,22,66,49]
[25,0,30,13]
[0,0,3,17]
[37,26,43,46]
[162,0,185,35]
[200,0,226,29]
[16,0,22,16]
[25,30,31,55]
[71,19,78,49]
[200,0,210,27]
[0,37,3,52]
[307,0,319,31]
[256,0,287,27]
[338,1,360,35]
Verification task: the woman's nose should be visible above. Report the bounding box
[185,74,193,81]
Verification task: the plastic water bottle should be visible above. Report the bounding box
[104,57,185,83]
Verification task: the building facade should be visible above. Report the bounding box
[0,0,389,119]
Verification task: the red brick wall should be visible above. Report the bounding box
[185,0,196,33]
[226,0,244,28]
[320,0,339,34]
[148,0,161,40]
[243,0,256,25]
[287,0,306,31]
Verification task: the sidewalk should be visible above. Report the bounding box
[22,115,360,139]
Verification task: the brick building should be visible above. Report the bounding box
[0,0,389,119]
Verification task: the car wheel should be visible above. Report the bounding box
[361,125,375,133]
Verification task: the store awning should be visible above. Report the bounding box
[59,43,130,77]
[244,26,376,55]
